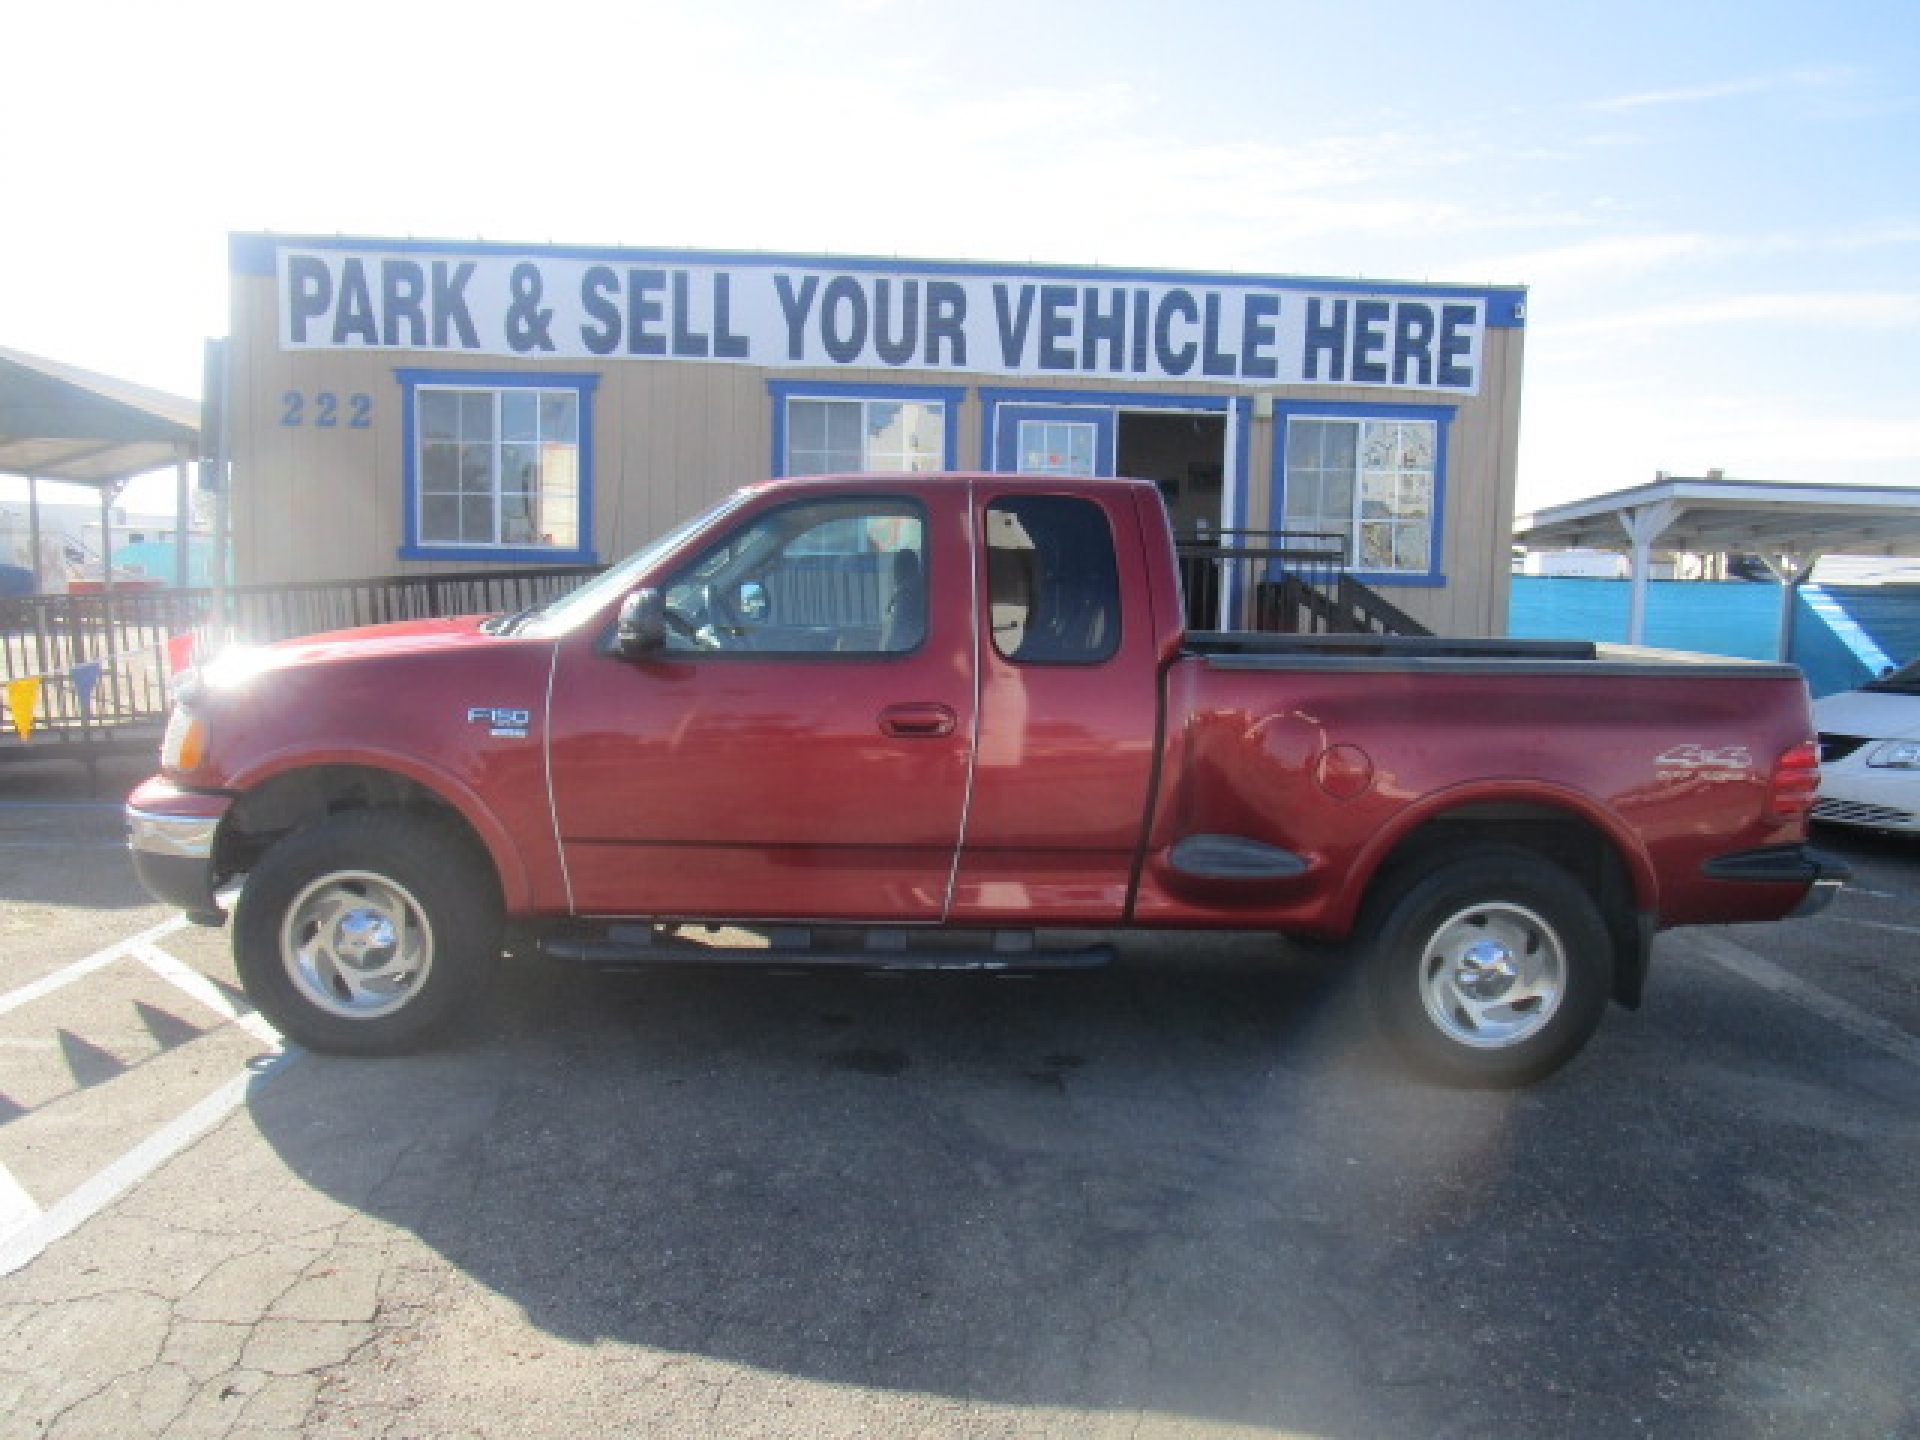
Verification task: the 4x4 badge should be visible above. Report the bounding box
[1655,744,1751,782]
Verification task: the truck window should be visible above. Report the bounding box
[660,497,927,654]
[985,495,1120,665]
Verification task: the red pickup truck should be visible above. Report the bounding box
[128,473,1843,1085]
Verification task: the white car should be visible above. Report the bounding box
[1812,657,1920,834]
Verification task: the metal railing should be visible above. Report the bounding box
[1263,572,1434,638]
[1175,528,1431,638]
[1,566,600,766]
[2,594,182,759]
[1176,527,1345,631]
[4,540,1432,777]
[201,567,601,647]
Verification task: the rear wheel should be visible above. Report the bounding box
[234,810,501,1054]
[1359,847,1612,1087]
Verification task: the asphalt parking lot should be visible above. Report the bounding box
[0,755,1916,1439]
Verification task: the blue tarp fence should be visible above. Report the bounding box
[1509,577,1920,698]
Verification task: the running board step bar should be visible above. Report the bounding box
[539,925,1114,973]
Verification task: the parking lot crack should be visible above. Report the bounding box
[177,1241,318,1326]
[39,1376,138,1439]
[23,1296,176,1440]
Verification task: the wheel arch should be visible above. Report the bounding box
[215,753,526,912]
[1345,786,1657,1008]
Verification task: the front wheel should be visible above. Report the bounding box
[233,810,501,1054]
[1359,848,1613,1087]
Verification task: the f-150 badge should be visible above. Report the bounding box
[467,706,531,739]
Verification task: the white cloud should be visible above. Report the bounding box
[1454,233,1720,288]
[1586,67,1857,112]
[1554,291,1920,338]
[940,83,1139,141]
[1450,219,1920,310]
[1517,376,1920,511]
[1786,221,1920,254]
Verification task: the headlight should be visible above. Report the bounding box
[161,706,208,772]
[1867,740,1920,770]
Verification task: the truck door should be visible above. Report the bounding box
[948,487,1162,923]
[546,486,975,921]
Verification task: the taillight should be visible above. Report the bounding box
[1769,741,1820,819]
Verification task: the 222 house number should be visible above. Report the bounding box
[281,391,372,428]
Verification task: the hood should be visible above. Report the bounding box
[219,614,487,672]
[202,615,501,685]
[171,610,556,790]
[1812,687,1920,741]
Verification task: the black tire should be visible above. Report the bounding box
[1358,847,1612,1088]
[233,809,502,1055]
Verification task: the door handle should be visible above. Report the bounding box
[879,702,957,739]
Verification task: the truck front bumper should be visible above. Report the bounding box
[126,779,232,926]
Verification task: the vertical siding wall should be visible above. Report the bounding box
[1382,326,1523,638]
[230,272,1524,636]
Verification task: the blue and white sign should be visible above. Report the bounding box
[273,244,1498,394]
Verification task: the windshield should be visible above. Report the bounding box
[1864,655,1920,694]
[524,490,754,637]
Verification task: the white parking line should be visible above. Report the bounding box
[0,1163,38,1233]
[0,902,292,1277]
[131,941,282,1047]
[0,841,128,850]
[1829,916,1920,938]
[0,801,127,812]
[1694,931,1920,1069]
[0,914,190,1017]
[0,1050,299,1277]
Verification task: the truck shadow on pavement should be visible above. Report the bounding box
[244,938,1918,1437]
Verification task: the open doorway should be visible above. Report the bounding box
[1116,411,1225,538]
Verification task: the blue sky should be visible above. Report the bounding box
[4,0,1915,514]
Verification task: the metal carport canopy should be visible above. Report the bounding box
[0,344,200,592]
[0,344,198,486]
[1513,476,1920,659]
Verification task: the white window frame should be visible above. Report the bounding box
[784,398,946,474]
[1015,419,1100,477]
[399,369,597,564]
[770,382,963,477]
[1278,409,1448,582]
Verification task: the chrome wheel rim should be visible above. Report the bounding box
[280,870,434,1019]
[1418,901,1566,1049]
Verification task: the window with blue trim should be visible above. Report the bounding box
[399,371,597,562]
[785,397,945,474]
[1016,419,1099,476]
[1281,412,1444,577]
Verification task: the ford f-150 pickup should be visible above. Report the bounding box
[128,473,1845,1085]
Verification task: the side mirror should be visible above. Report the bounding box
[615,589,667,657]
[736,580,770,624]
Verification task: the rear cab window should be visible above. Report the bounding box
[985,495,1122,666]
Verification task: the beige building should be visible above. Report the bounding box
[226,234,1527,635]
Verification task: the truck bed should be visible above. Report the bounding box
[1185,631,1804,678]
